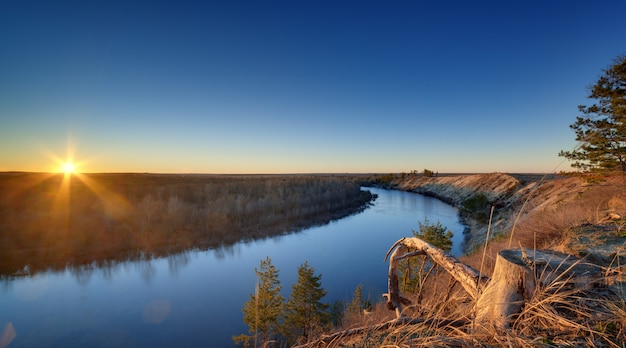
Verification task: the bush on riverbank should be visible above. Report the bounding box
[461,193,492,223]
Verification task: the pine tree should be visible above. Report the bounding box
[400,217,453,294]
[342,283,371,327]
[328,300,344,327]
[283,261,329,345]
[234,257,284,348]
[413,217,453,252]
[559,54,626,172]
[346,284,364,316]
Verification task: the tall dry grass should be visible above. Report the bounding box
[308,174,626,347]
[460,175,626,275]
[305,257,625,347]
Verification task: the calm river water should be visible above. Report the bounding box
[0,187,464,347]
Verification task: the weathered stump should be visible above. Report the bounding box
[475,249,605,331]
[474,249,536,330]
[386,238,606,331]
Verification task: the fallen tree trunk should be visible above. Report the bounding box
[384,237,489,316]
[385,238,605,331]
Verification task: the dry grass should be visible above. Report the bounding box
[303,259,626,348]
[460,175,626,276]
[303,174,626,347]
[510,258,623,347]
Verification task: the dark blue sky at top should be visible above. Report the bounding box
[1,1,624,173]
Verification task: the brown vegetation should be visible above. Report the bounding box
[0,172,374,277]
[307,172,626,347]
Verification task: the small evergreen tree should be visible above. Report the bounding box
[341,284,371,327]
[400,217,453,294]
[345,284,364,316]
[282,261,329,345]
[414,217,453,252]
[328,300,344,327]
[234,257,284,347]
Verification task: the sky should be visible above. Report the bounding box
[1,1,625,174]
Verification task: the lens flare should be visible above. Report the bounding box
[62,162,76,174]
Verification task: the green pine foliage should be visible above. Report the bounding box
[282,261,330,345]
[400,217,453,294]
[462,193,492,223]
[559,54,626,172]
[413,217,453,252]
[235,257,284,347]
[346,284,365,316]
[236,259,335,346]
[328,300,344,327]
[341,283,375,327]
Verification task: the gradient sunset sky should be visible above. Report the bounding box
[1,1,624,174]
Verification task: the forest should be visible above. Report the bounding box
[0,173,374,277]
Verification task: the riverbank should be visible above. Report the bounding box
[374,172,626,268]
[0,173,375,277]
[317,172,626,347]
[0,183,459,348]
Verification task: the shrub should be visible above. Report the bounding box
[461,193,491,223]
[399,218,453,294]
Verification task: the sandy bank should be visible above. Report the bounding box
[385,172,588,253]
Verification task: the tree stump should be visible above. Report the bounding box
[385,238,606,331]
[475,249,605,331]
[474,249,536,331]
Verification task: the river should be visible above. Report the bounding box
[0,187,464,347]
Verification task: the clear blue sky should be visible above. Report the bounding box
[1,1,624,174]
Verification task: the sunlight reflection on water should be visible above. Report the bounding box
[0,187,465,347]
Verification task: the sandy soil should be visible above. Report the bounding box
[390,172,594,252]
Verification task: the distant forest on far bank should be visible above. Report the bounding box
[0,173,375,277]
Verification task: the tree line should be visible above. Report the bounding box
[233,257,370,347]
[234,218,452,347]
[0,173,374,276]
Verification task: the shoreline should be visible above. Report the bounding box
[0,173,375,277]
[370,172,585,254]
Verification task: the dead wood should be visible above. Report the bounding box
[384,237,489,316]
[385,238,606,331]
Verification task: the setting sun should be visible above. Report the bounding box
[62,162,76,174]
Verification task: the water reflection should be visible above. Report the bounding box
[167,252,190,276]
[213,244,238,260]
[0,188,465,347]
[101,261,121,282]
[14,275,48,301]
[136,259,157,284]
[71,265,94,286]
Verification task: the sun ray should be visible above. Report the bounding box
[75,173,131,220]
[62,162,76,174]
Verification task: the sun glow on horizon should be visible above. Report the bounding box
[61,162,76,174]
